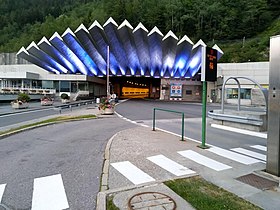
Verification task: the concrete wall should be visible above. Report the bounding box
[0,53,29,65]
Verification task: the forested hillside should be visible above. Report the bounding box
[0,0,279,62]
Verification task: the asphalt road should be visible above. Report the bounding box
[0,117,136,209]
[0,102,93,128]
[0,99,267,209]
[115,99,267,150]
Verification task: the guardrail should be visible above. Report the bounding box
[54,100,95,113]
[208,110,263,126]
[153,108,185,141]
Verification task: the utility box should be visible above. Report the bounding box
[267,35,280,176]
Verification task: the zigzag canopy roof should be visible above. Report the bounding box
[17,17,223,78]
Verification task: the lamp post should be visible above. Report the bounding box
[106,46,110,97]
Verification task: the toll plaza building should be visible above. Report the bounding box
[1,18,268,105]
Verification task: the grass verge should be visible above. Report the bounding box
[0,114,97,136]
[165,176,262,210]
[106,195,119,210]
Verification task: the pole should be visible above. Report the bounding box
[181,113,185,141]
[200,81,209,148]
[106,46,110,97]
[153,108,156,131]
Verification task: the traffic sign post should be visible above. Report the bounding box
[199,46,218,149]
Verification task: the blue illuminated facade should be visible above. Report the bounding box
[17,17,222,79]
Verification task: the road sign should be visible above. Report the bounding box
[201,47,218,82]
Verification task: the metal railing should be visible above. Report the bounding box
[153,108,185,141]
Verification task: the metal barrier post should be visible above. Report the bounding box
[153,108,156,131]
[152,108,185,141]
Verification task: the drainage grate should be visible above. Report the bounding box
[128,192,176,210]
[236,173,279,190]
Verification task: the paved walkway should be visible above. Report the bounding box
[97,112,280,210]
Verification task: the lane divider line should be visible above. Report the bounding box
[211,124,267,139]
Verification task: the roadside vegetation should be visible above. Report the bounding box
[0,114,96,137]
[106,176,262,210]
[0,0,279,62]
[165,176,262,210]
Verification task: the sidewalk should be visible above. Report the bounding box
[97,120,280,210]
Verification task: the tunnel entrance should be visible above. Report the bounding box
[109,77,161,99]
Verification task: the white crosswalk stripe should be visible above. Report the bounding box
[178,150,232,171]
[250,145,267,152]
[147,155,196,176]
[31,174,69,210]
[0,184,6,202]
[111,161,155,185]
[231,148,266,161]
[207,147,261,165]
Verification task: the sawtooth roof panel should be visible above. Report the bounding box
[18,17,223,78]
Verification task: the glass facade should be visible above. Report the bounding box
[226,88,251,99]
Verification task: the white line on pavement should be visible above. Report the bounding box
[0,184,6,202]
[111,161,155,185]
[250,145,267,151]
[207,147,261,165]
[211,124,267,139]
[231,148,266,161]
[178,150,232,171]
[31,174,69,210]
[147,155,196,176]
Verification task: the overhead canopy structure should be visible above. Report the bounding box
[17,17,223,79]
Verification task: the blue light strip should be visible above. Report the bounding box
[118,20,140,75]
[38,37,77,73]
[88,21,119,75]
[17,48,60,74]
[62,29,98,75]
[27,42,68,73]
[133,23,150,76]
[50,33,88,75]
[148,27,163,76]
[75,25,107,75]
[103,19,128,75]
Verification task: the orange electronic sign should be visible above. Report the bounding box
[205,47,218,82]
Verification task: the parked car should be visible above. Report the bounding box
[41,96,54,106]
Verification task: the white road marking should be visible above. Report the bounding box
[31,174,69,210]
[111,161,155,185]
[231,148,266,161]
[211,124,267,139]
[147,155,196,176]
[250,145,267,151]
[178,150,232,171]
[0,184,6,202]
[207,147,261,165]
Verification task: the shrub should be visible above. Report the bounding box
[17,93,30,102]
[61,93,70,100]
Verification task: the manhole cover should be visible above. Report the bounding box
[236,173,278,190]
[128,192,176,210]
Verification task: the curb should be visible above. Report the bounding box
[96,132,118,210]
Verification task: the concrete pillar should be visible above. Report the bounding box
[267,35,280,176]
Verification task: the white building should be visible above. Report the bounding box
[0,53,269,104]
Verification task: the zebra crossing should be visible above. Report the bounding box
[111,144,267,186]
[0,174,69,210]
